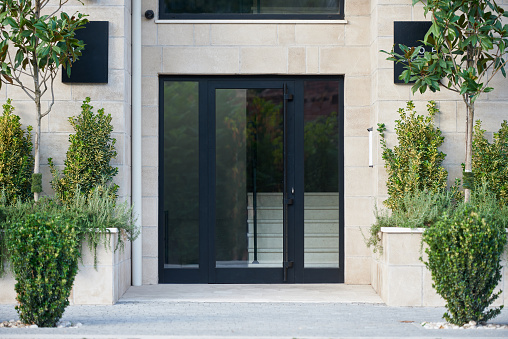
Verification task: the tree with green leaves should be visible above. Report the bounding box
[0,0,88,201]
[384,0,508,202]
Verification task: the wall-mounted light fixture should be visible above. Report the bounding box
[367,127,373,168]
[145,10,155,20]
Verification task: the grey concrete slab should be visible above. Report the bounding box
[0,284,507,338]
[121,284,384,303]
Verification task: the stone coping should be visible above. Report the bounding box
[380,227,424,233]
[380,227,508,234]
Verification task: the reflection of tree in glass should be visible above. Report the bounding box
[216,89,283,262]
[216,89,249,262]
[304,111,339,192]
[246,95,284,193]
[164,82,200,265]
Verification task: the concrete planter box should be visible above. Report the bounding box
[0,228,131,305]
[371,227,508,307]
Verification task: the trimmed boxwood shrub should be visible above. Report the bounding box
[378,100,448,211]
[0,99,34,203]
[6,212,80,327]
[472,120,508,205]
[422,192,507,325]
[49,97,118,204]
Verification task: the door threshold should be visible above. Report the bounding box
[120,284,383,304]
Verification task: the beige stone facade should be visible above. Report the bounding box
[1,0,507,295]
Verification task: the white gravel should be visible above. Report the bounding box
[422,320,508,329]
[0,319,82,328]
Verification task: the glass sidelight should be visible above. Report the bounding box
[303,80,340,269]
[215,88,284,268]
[162,81,200,269]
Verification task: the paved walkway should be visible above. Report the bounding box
[1,284,507,338]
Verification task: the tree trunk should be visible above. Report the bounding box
[464,99,474,203]
[33,0,41,202]
[33,96,41,202]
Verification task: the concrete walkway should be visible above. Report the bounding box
[1,284,507,338]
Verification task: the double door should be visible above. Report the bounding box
[159,76,344,283]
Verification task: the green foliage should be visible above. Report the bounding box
[6,212,80,327]
[0,0,88,88]
[365,188,458,253]
[31,173,42,194]
[0,99,33,203]
[66,184,139,266]
[379,101,448,211]
[471,120,508,204]
[385,0,508,100]
[422,189,508,325]
[50,97,118,204]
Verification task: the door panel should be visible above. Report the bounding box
[215,88,284,269]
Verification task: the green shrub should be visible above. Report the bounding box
[6,212,80,327]
[422,190,507,326]
[49,97,118,204]
[378,101,448,211]
[471,120,508,205]
[0,99,34,203]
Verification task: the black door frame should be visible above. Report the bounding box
[158,75,344,284]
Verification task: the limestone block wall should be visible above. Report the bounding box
[140,0,374,284]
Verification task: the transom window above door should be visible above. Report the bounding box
[159,0,344,20]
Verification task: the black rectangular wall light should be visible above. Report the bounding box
[393,21,432,84]
[62,21,109,84]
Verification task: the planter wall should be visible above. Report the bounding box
[0,228,131,305]
[371,227,508,307]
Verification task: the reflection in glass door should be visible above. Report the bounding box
[215,88,284,269]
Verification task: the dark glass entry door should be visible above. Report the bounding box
[159,77,344,283]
